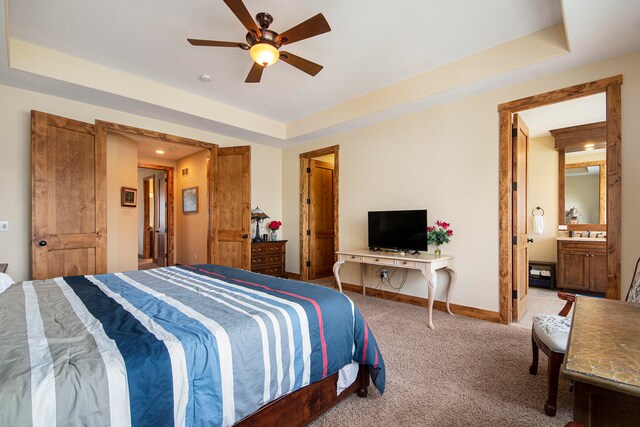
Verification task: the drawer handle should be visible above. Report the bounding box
[375,258,379,262]
[402,261,407,265]
[350,255,356,259]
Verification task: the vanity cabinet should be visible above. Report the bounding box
[557,240,606,293]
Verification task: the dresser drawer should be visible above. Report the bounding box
[251,242,285,255]
[252,254,285,267]
[362,256,396,266]
[254,265,285,277]
[395,259,416,268]
[340,254,362,262]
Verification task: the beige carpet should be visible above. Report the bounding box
[311,289,572,426]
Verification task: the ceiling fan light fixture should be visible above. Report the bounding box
[249,43,279,67]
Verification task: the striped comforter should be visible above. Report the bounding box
[0,264,385,427]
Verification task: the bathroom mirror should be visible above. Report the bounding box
[562,158,606,225]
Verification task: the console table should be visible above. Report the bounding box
[333,249,457,329]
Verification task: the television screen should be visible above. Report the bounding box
[368,210,428,252]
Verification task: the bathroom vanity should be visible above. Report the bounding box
[557,237,606,293]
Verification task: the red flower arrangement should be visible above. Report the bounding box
[268,220,282,231]
[427,220,454,247]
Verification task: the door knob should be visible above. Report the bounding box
[242,234,249,239]
[38,240,47,247]
[527,238,534,243]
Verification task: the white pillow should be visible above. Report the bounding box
[0,273,15,294]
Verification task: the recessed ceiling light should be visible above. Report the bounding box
[584,143,595,148]
[199,74,212,83]
[155,149,165,154]
[169,146,178,151]
[584,147,595,151]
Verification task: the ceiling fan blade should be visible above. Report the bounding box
[245,62,264,83]
[277,13,331,45]
[188,39,249,49]
[223,0,261,36]
[279,51,323,76]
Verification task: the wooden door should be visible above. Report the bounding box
[155,172,167,267]
[31,111,106,279]
[512,114,529,321]
[308,160,335,279]
[142,177,153,259]
[216,146,251,269]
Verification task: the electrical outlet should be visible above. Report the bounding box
[379,268,388,279]
[0,221,8,232]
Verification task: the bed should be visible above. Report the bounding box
[0,264,385,426]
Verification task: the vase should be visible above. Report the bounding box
[434,246,442,258]
[270,230,278,241]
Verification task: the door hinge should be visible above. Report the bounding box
[306,198,311,205]
[165,228,168,233]
[165,202,168,208]
[306,229,311,236]
[512,182,517,191]
[512,127,518,138]
[512,290,518,299]
[306,167,311,173]
[306,261,311,267]
[512,236,517,245]
[164,178,168,183]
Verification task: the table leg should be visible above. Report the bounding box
[445,267,457,315]
[361,264,367,295]
[332,260,345,293]
[421,268,437,329]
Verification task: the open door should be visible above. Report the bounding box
[155,171,168,267]
[308,159,336,279]
[216,146,251,269]
[512,114,529,321]
[142,176,154,259]
[31,111,106,279]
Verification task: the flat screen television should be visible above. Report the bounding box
[368,209,428,252]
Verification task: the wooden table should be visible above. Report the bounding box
[562,297,640,426]
[333,249,456,329]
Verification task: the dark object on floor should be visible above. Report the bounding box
[528,260,556,289]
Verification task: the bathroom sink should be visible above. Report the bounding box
[556,236,606,242]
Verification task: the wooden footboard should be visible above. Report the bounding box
[235,364,370,426]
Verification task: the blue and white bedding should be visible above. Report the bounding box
[0,264,385,427]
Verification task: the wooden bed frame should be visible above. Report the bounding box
[235,364,370,426]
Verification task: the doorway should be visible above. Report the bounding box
[497,76,622,324]
[138,164,173,268]
[299,146,339,282]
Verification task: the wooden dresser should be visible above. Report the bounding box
[251,241,287,278]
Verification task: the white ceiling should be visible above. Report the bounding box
[2,0,640,146]
[132,134,205,160]
[7,0,561,121]
[517,93,606,138]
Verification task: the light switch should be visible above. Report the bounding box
[0,221,8,232]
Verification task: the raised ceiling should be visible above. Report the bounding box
[2,0,640,146]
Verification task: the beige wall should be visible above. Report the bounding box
[527,136,559,263]
[0,84,281,282]
[106,133,139,273]
[282,50,640,310]
[175,150,209,265]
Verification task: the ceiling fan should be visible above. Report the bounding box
[188,0,331,83]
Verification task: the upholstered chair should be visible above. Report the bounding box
[529,257,640,416]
